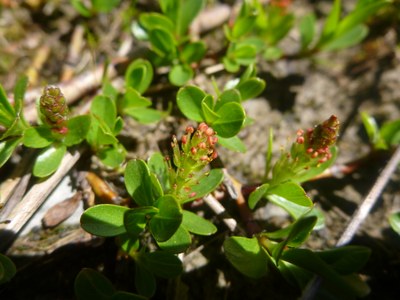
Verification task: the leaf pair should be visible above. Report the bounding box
[122,59,165,123]
[87,94,125,168]
[177,86,245,138]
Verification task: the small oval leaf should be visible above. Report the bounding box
[80,204,129,237]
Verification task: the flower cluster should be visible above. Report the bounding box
[166,123,218,200]
[271,115,340,184]
[295,115,339,164]
[39,86,69,135]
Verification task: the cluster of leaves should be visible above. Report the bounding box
[132,0,206,85]
[80,124,223,297]
[2,0,398,298]
[0,58,167,175]
[223,0,389,69]
[224,116,372,298]
[177,65,265,152]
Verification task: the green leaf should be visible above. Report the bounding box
[124,207,158,237]
[264,216,316,245]
[74,268,115,300]
[124,107,164,124]
[138,250,183,278]
[134,262,156,298]
[182,210,217,236]
[139,12,175,34]
[215,89,242,112]
[231,43,257,66]
[278,260,313,290]
[175,0,204,37]
[122,88,151,109]
[125,159,157,206]
[102,81,119,101]
[13,76,28,117]
[282,248,370,298]
[169,64,193,86]
[268,182,312,207]
[316,246,371,275]
[222,56,240,73]
[70,0,92,17]
[336,1,388,37]
[201,96,220,124]
[299,14,316,50]
[217,135,247,153]
[91,0,121,13]
[223,236,269,279]
[319,0,341,45]
[125,59,153,94]
[182,169,224,203]
[0,253,16,284]
[150,195,182,242]
[86,115,119,148]
[91,95,116,130]
[0,83,15,128]
[98,144,126,168]
[176,85,207,122]
[33,144,67,177]
[157,225,191,253]
[236,78,266,101]
[148,152,170,192]
[0,137,22,168]
[360,112,385,148]
[148,28,176,57]
[380,119,400,146]
[267,195,311,222]
[80,204,129,237]
[248,183,270,209]
[232,15,257,39]
[22,126,54,148]
[263,46,283,61]
[180,41,206,64]
[322,24,368,51]
[269,216,317,262]
[117,233,140,255]
[213,102,245,138]
[113,117,124,135]
[389,212,400,235]
[63,115,91,146]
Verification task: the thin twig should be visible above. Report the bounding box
[336,145,400,246]
[203,194,245,234]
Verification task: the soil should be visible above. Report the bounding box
[1,0,400,299]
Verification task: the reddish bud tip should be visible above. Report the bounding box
[191,147,197,155]
[186,126,194,134]
[198,122,208,132]
[296,136,305,144]
[198,142,207,149]
[189,192,197,198]
[205,127,214,136]
[181,135,188,144]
